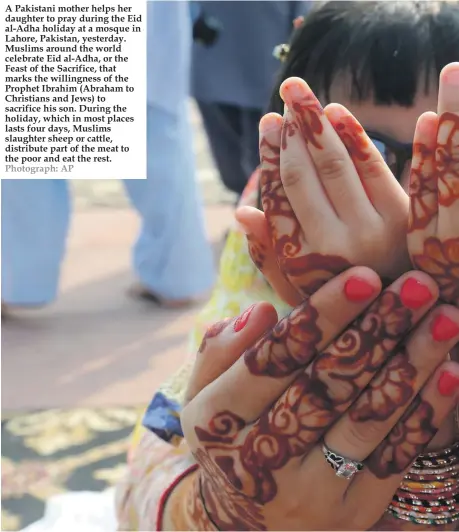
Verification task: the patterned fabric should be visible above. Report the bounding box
[116,168,291,528]
[116,432,195,531]
[1,407,141,531]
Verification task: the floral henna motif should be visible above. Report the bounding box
[309,291,413,407]
[194,376,332,513]
[436,112,459,207]
[350,347,417,423]
[198,319,232,353]
[411,237,459,305]
[244,301,322,377]
[366,396,436,478]
[409,142,438,232]
[193,292,417,528]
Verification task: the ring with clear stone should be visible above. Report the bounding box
[322,443,364,480]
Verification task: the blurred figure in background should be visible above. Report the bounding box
[1,0,214,313]
[191,1,309,197]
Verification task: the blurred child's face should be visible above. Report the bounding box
[328,83,439,192]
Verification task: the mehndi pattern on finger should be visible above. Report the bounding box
[260,133,354,297]
[288,90,324,150]
[408,142,438,231]
[350,347,417,423]
[244,301,322,377]
[411,237,459,306]
[367,395,437,478]
[436,112,459,207]
[334,116,371,164]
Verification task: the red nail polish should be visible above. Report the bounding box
[234,304,256,332]
[431,315,459,342]
[344,277,376,302]
[437,371,459,396]
[400,278,433,309]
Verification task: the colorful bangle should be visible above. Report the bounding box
[387,442,459,526]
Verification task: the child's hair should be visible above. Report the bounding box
[269,1,459,114]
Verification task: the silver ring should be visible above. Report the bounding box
[322,443,364,480]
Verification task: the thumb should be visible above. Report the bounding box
[235,206,303,307]
[184,302,278,405]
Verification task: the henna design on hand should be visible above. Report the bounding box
[366,395,437,478]
[436,112,459,207]
[334,116,371,164]
[193,291,414,530]
[246,233,266,271]
[260,136,353,297]
[309,292,413,408]
[281,113,296,151]
[289,92,324,150]
[411,237,459,305]
[350,347,417,423]
[198,319,232,353]
[282,253,354,296]
[196,449,265,531]
[244,301,322,377]
[408,142,438,232]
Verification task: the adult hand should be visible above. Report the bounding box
[237,76,411,307]
[408,62,459,306]
[182,268,459,530]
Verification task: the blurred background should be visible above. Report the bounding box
[1,103,235,531]
[1,1,306,528]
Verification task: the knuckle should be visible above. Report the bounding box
[361,157,388,180]
[324,378,355,405]
[281,161,302,188]
[343,419,382,448]
[315,154,347,180]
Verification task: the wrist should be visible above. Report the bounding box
[157,465,216,531]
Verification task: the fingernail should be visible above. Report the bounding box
[442,63,459,85]
[344,277,376,302]
[281,79,305,102]
[437,371,459,396]
[235,220,249,235]
[431,315,459,341]
[234,304,256,332]
[400,278,433,309]
[259,114,281,135]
